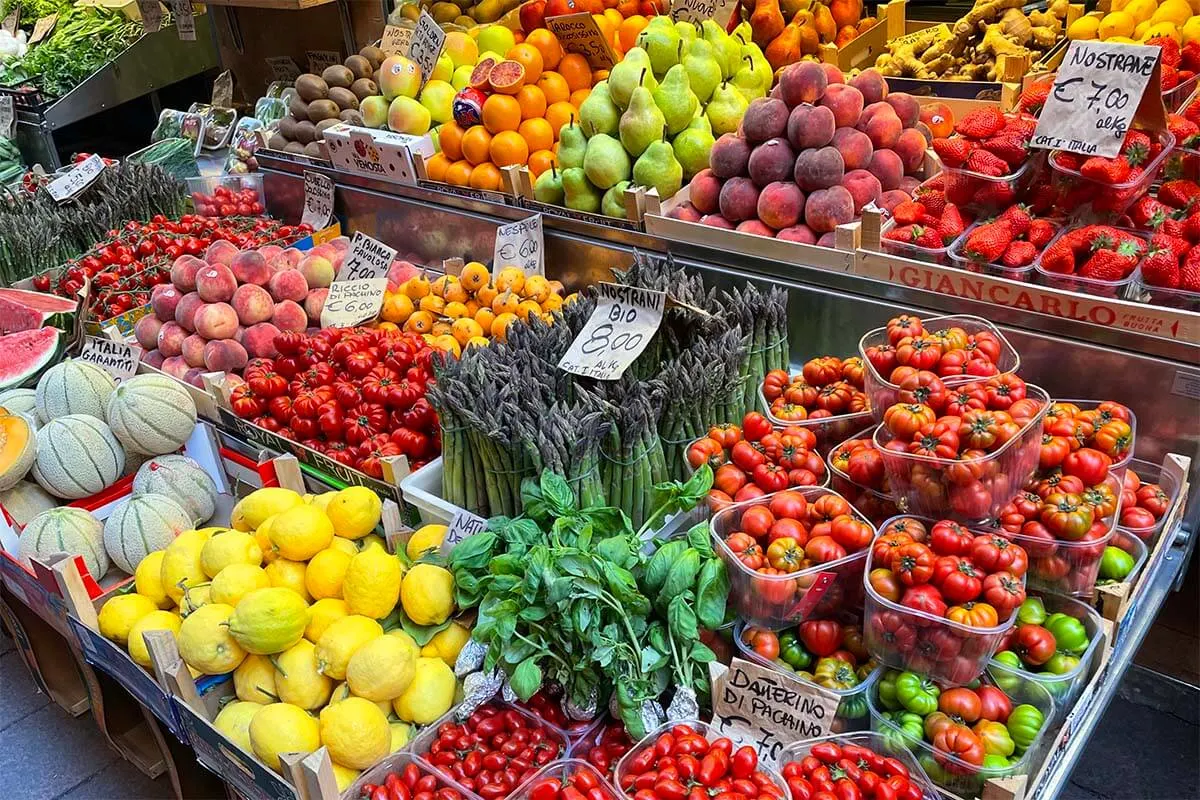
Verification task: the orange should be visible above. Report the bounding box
[444,301,469,319]
[591,69,608,83]
[439,120,465,161]
[515,300,543,321]
[444,160,474,186]
[375,321,400,334]
[380,292,414,323]
[489,130,529,168]
[491,312,519,341]
[451,318,484,346]
[518,118,554,153]
[469,162,504,191]
[460,261,490,292]
[592,14,615,47]
[431,321,453,338]
[431,274,458,297]
[506,43,544,84]
[482,94,521,134]
[536,71,570,105]
[443,281,469,304]
[405,310,435,334]
[558,53,592,92]
[569,88,591,107]
[545,102,578,141]
[461,126,493,166]
[488,60,527,94]
[528,149,556,177]
[618,14,645,51]
[515,85,547,120]
[602,8,622,31]
[419,295,446,315]
[492,290,521,315]
[425,152,451,182]
[476,284,498,308]
[525,29,562,70]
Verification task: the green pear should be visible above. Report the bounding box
[633,137,683,201]
[731,55,767,103]
[601,180,632,218]
[533,165,564,205]
[636,16,682,77]
[705,81,748,136]
[702,19,741,80]
[675,20,697,43]
[682,38,722,104]
[654,61,700,136]
[672,115,714,181]
[608,47,657,110]
[578,80,620,138]
[583,133,632,190]
[557,115,587,170]
[562,167,602,213]
[742,43,772,92]
[619,74,666,158]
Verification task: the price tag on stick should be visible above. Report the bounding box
[135,0,161,33]
[47,154,106,203]
[266,56,302,83]
[79,336,142,383]
[171,0,195,41]
[408,11,446,89]
[558,282,665,380]
[545,13,615,70]
[441,509,488,554]
[0,96,14,140]
[493,214,543,277]
[336,231,396,282]
[671,0,716,26]
[1031,40,1165,158]
[301,171,335,230]
[28,13,56,45]
[321,278,389,328]
[307,50,341,75]
[381,24,414,56]
[2,7,20,35]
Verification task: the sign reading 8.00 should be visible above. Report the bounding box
[558,283,665,380]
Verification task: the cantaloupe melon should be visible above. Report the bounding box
[18,506,109,579]
[133,455,218,524]
[31,415,126,499]
[0,411,35,491]
[106,374,198,456]
[0,480,57,525]
[0,388,37,417]
[103,493,194,574]
[35,360,116,423]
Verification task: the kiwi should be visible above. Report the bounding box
[304,141,328,159]
[284,141,306,154]
[373,68,382,87]
[345,55,372,80]
[350,78,379,101]
[289,95,310,120]
[295,73,329,102]
[315,119,341,139]
[307,98,340,122]
[339,109,365,125]
[294,119,317,144]
[359,45,385,70]
[322,65,354,89]
[278,116,299,140]
[328,87,359,111]
[268,133,290,151]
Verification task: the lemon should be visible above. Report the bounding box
[230,502,249,532]
[329,681,392,715]
[234,654,278,704]
[269,505,335,561]
[400,564,454,626]
[305,548,352,600]
[214,700,263,752]
[265,558,312,602]
[306,492,335,512]
[1099,10,1136,37]
[325,487,382,540]
[406,524,448,560]
[343,543,402,619]
[274,639,334,709]
[319,697,391,769]
[177,603,246,674]
[1123,0,1158,22]
[427,622,471,665]
[210,563,271,606]
[256,515,279,564]
[421,644,438,657]
[200,530,263,578]
[179,583,211,617]
[134,551,172,608]
[306,598,350,643]
[331,763,361,792]
[1144,19,1182,39]
[98,593,158,646]
[390,721,412,752]
[236,488,304,530]
[228,587,310,655]
[127,610,182,668]
[1152,0,1191,23]
[316,614,384,680]
[392,656,455,724]
[249,703,320,771]
[330,537,359,556]
[161,529,213,604]
[359,533,386,552]
[1184,14,1200,42]
[346,630,418,701]
[1068,14,1101,38]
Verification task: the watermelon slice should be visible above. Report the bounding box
[0,288,78,335]
[0,328,62,390]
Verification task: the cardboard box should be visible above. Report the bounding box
[324,124,436,185]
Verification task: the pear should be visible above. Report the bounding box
[533,165,564,205]
[703,19,742,80]
[675,21,698,43]
[673,115,715,181]
[654,58,700,136]
[557,115,587,170]
[742,45,773,95]
[732,55,767,102]
[682,39,722,104]
[601,180,632,218]
[633,137,683,201]
[636,16,682,77]
[608,47,657,109]
[579,80,620,137]
[561,167,602,213]
[583,133,632,190]
[620,73,666,158]
[705,81,749,136]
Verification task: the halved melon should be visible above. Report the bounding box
[0,412,35,491]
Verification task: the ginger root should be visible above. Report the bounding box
[952,0,1025,38]
[977,24,1030,58]
[998,7,1032,43]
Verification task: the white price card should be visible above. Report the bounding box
[136,0,161,33]
[321,277,389,328]
[0,96,14,140]
[211,69,234,109]
[307,50,341,75]
[493,214,543,277]
[47,154,105,203]
[381,24,413,56]
[558,282,665,380]
[28,13,56,45]
[1031,41,1163,158]
[266,56,302,83]
[301,171,335,230]
[408,10,446,89]
[336,231,396,282]
[171,0,195,41]
[2,7,19,35]
[671,0,716,25]
[79,336,142,383]
[440,509,488,554]
[545,13,615,70]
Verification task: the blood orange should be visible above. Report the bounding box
[468,57,497,91]
[488,60,527,95]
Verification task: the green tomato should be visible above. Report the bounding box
[982,754,1012,771]
[919,753,950,785]
[1099,546,1135,581]
[1017,597,1046,625]
[895,671,941,716]
[1045,615,1090,655]
[890,710,925,746]
[780,636,813,670]
[877,669,902,711]
[1044,652,1081,675]
[1007,703,1045,750]
[990,651,1024,693]
[838,693,869,720]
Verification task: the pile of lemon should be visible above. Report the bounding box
[379,264,577,354]
[1069,0,1200,44]
[95,485,466,789]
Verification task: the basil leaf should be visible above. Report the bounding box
[640,645,669,673]
[690,641,717,663]
[596,535,632,567]
[686,522,714,559]
[668,594,698,641]
[540,470,577,517]
[510,657,543,701]
[399,616,453,646]
[695,558,730,630]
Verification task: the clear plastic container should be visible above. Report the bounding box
[858,314,1022,422]
[827,427,901,525]
[941,156,1040,215]
[862,515,1023,685]
[1033,226,1144,298]
[186,174,266,217]
[733,621,880,732]
[1052,398,1136,479]
[987,592,1104,716]
[1163,74,1197,112]
[1129,267,1200,312]
[867,674,1055,799]
[779,731,941,800]
[568,716,634,777]
[1116,457,1182,547]
[1164,144,1200,182]
[1100,529,1148,587]
[1046,132,1176,223]
[347,751,482,800]
[879,215,963,265]
[711,488,870,629]
[947,220,1061,281]
[872,384,1049,523]
[758,383,875,454]
[509,760,619,800]
[684,436,831,490]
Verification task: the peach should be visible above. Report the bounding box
[879,189,912,213]
[787,104,836,150]
[174,292,204,332]
[894,129,927,173]
[203,339,249,374]
[193,302,239,340]
[257,245,284,264]
[804,185,855,232]
[142,349,165,369]
[233,326,246,345]
[272,300,308,333]
[196,264,237,303]
[779,62,827,108]
[832,127,873,171]
[842,169,882,214]
[899,176,921,194]
[181,334,209,368]
[170,255,205,292]
[232,284,274,326]
[268,269,310,303]
[134,315,163,350]
[770,84,782,101]
[690,170,722,214]
[710,134,751,179]
[885,92,920,128]
[667,202,703,222]
[718,178,761,223]
[700,214,734,228]
[243,323,282,359]
[161,356,189,380]
[856,101,895,130]
[748,138,796,188]
[151,284,182,322]
[817,231,838,247]
[157,321,188,357]
[298,255,335,289]
[737,220,775,237]
[183,368,207,389]
[819,85,864,128]
[304,288,328,323]
[915,121,933,143]
[311,243,338,262]
[757,182,805,230]
[867,149,905,190]
[328,236,350,252]
[820,64,845,85]
[205,240,239,266]
[849,69,888,105]
[794,146,844,192]
[282,248,303,266]
[777,224,818,244]
[743,98,790,144]
[865,113,902,150]
[231,250,271,286]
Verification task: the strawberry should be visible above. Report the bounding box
[1027,183,1062,215]
[963,220,1014,262]
[1158,179,1200,210]
[1140,247,1182,288]
[1156,214,1185,238]
[1017,81,1051,116]
[1150,35,1182,67]
[1053,152,1085,172]
[1181,248,1200,290]
[915,225,943,248]
[975,182,1017,208]
[939,204,967,242]
[883,224,919,242]
[892,200,928,225]
[1080,156,1132,184]
[1183,40,1200,73]
[955,107,1006,139]
[1167,114,1199,145]
[998,204,1032,235]
[925,174,945,191]
[1122,130,1152,167]
[1130,195,1169,227]
[1027,218,1057,249]
[1183,211,1200,243]
[981,135,1028,168]
[1002,241,1038,268]
[965,149,1009,177]
[915,188,947,216]
[1040,240,1075,274]
[1150,233,1191,260]
[1161,63,1181,91]
[1079,250,1130,282]
[932,138,973,167]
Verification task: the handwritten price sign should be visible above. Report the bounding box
[545,13,615,70]
[79,336,142,383]
[408,11,446,90]
[493,214,543,277]
[558,283,664,380]
[440,509,488,554]
[321,278,388,328]
[47,154,105,203]
[301,171,335,230]
[336,231,396,282]
[671,0,716,25]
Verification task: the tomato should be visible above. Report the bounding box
[1034,471,1086,499]
[809,494,852,523]
[798,620,843,657]
[891,542,935,585]
[709,464,746,499]
[1039,434,1072,470]
[946,601,999,627]
[768,517,808,546]
[1093,420,1133,459]
[883,403,936,439]
[932,556,983,603]
[899,584,946,617]
[845,447,884,488]
[229,383,264,418]
[815,382,855,414]
[971,534,1027,577]
[742,412,773,442]
[886,314,924,346]
[741,505,776,538]
[933,725,985,772]
[1120,506,1157,529]
[1062,447,1113,487]
[865,344,898,378]
[752,463,790,493]
[803,356,843,387]
[731,441,766,472]
[894,336,943,370]
[976,685,1012,722]
[746,628,780,661]
[1040,492,1094,541]
[768,490,808,520]
[895,370,948,413]
[829,516,872,551]
[707,424,742,449]
[1080,483,1118,520]
[752,568,797,603]
[766,537,806,572]
[939,687,982,724]
[805,535,847,564]
[929,520,973,556]
[869,567,903,602]
[1136,483,1170,518]
[763,370,790,402]
[983,374,1025,411]
[981,571,1025,616]
[687,438,724,471]
[726,532,764,570]
[734,484,766,503]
